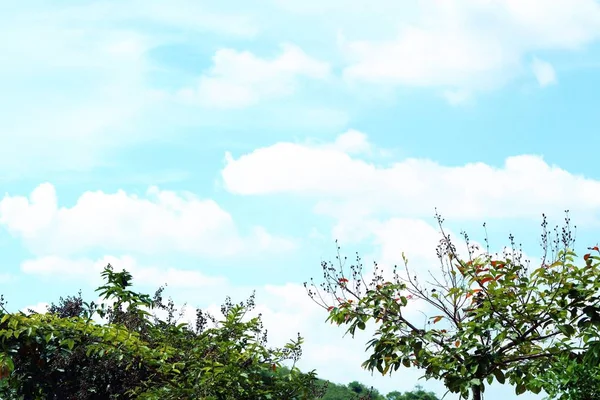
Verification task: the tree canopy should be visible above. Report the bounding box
[0,265,324,399]
[306,212,600,399]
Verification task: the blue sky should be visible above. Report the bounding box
[2,1,600,398]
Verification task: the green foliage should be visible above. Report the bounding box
[540,352,600,400]
[306,212,600,399]
[386,385,439,400]
[315,377,435,400]
[0,264,324,399]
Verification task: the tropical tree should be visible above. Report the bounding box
[306,212,600,399]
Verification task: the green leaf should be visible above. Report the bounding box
[493,369,506,384]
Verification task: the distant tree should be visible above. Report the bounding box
[386,385,439,400]
[306,212,600,399]
[349,381,368,394]
[318,378,384,400]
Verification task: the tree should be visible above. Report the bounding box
[317,378,384,400]
[386,385,439,400]
[0,264,325,399]
[306,212,600,399]
[346,381,384,399]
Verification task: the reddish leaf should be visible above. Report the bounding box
[433,316,443,324]
[327,306,335,312]
[480,277,494,285]
[593,246,600,252]
[272,364,276,372]
[455,340,460,347]
[339,278,349,283]
[584,253,591,261]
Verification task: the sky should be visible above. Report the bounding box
[1,0,600,398]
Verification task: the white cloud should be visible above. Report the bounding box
[222,131,600,222]
[222,138,377,197]
[330,129,372,154]
[180,44,330,108]
[0,1,259,176]
[339,0,600,97]
[531,57,557,87]
[21,255,226,289]
[0,8,164,175]
[0,183,295,257]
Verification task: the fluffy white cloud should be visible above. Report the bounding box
[329,129,372,154]
[179,44,330,108]
[531,57,557,87]
[222,131,600,222]
[339,0,600,96]
[0,183,295,257]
